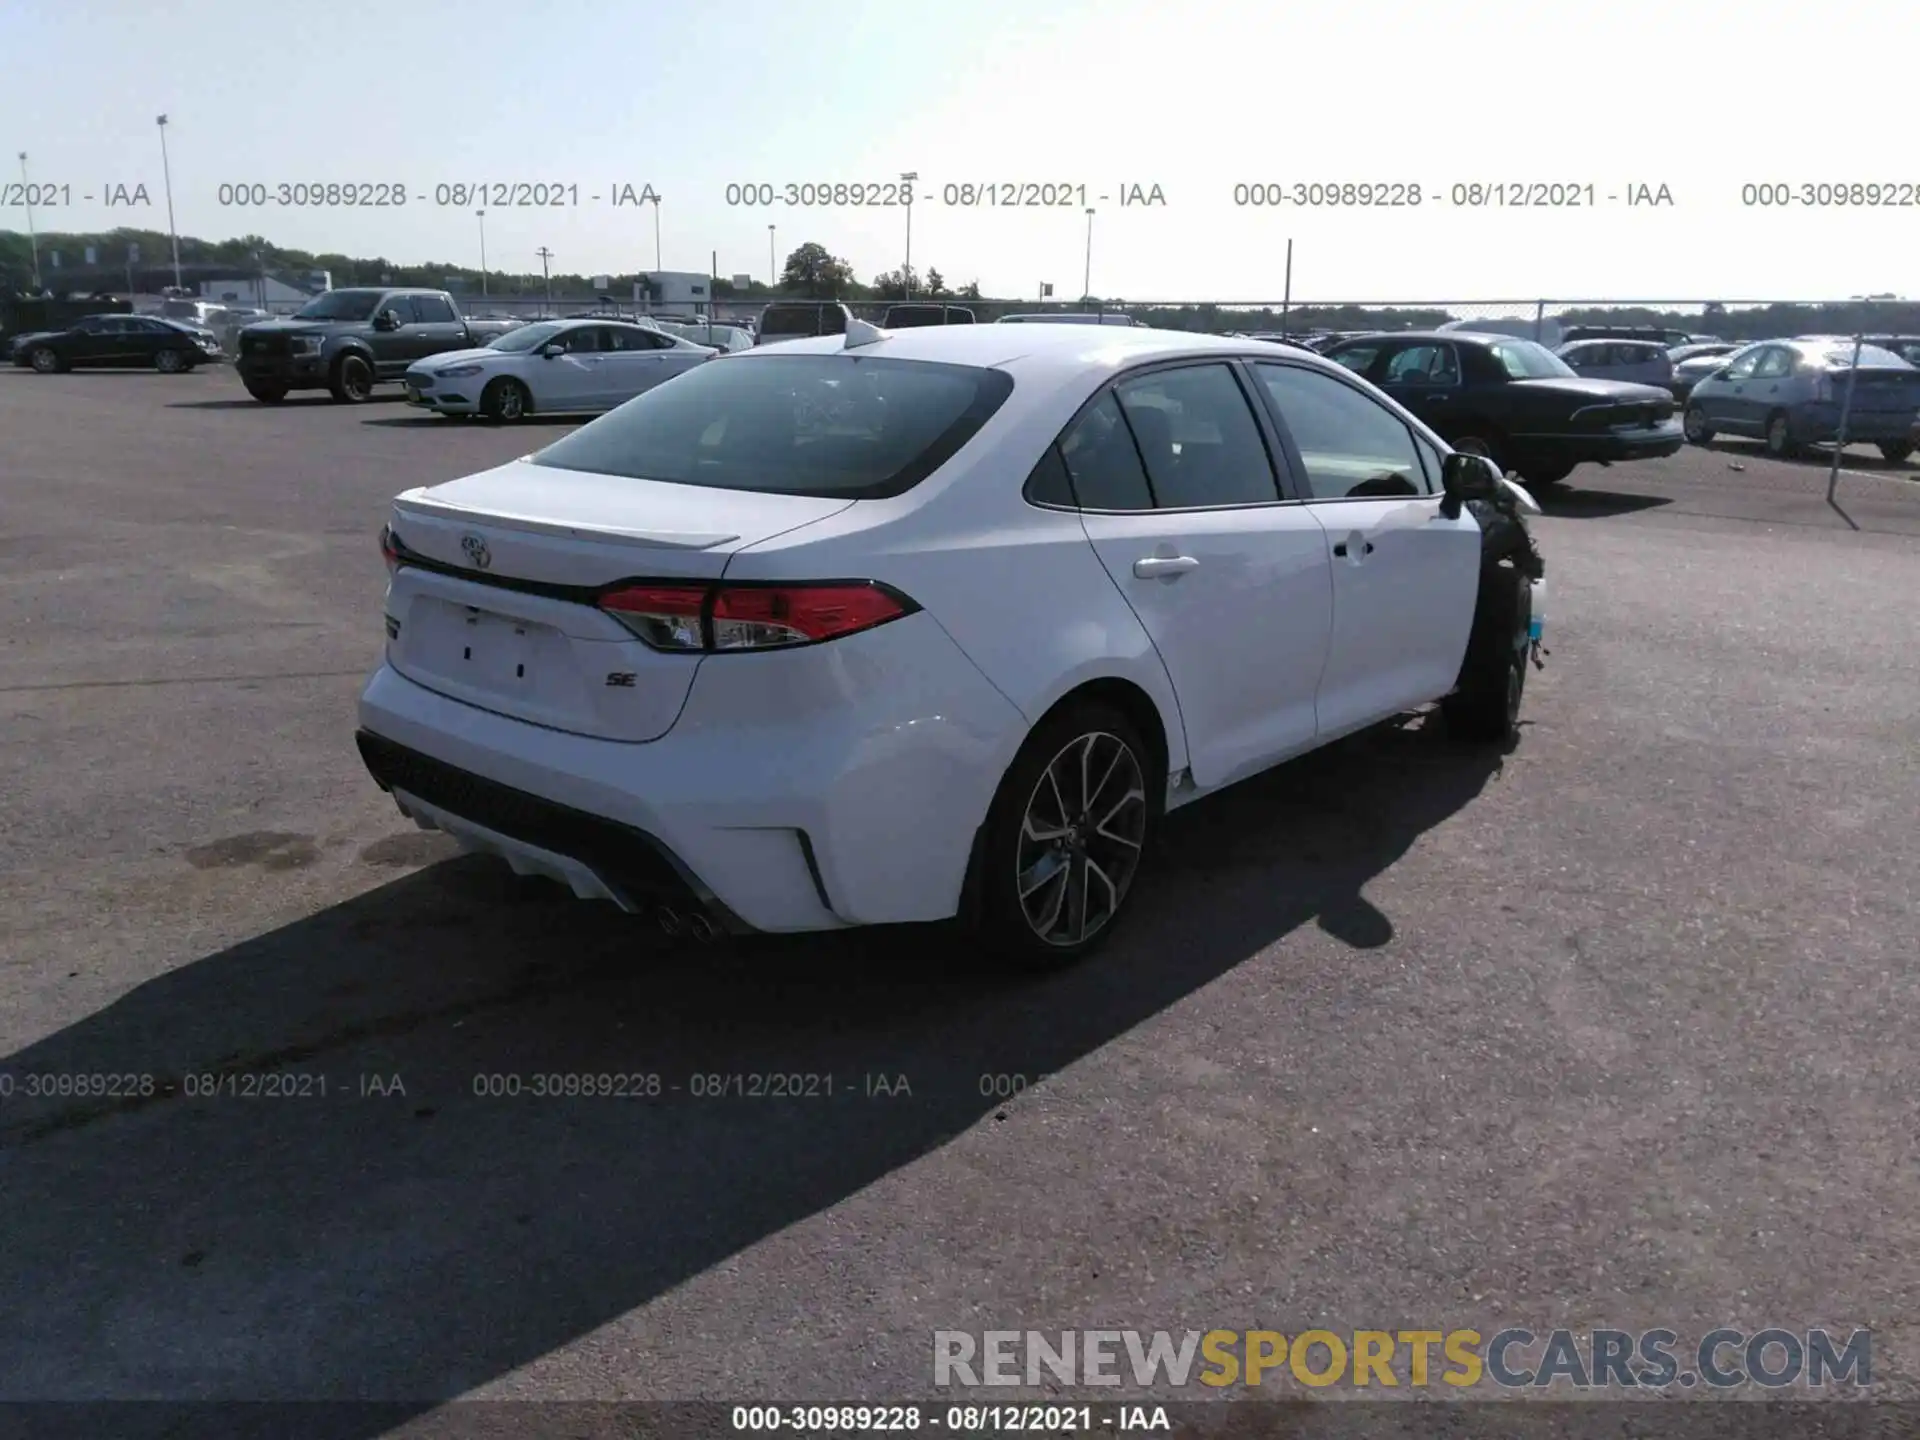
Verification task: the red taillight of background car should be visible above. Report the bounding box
[597,581,915,652]
[380,524,401,573]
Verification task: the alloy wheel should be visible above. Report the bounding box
[1014,731,1148,948]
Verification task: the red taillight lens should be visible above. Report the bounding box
[711,583,910,649]
[598,584,709,651]
[380,524,400,573]
[597,582,913,652]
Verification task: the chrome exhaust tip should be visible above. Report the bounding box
[686,912,719,944]
[655,905,684,937]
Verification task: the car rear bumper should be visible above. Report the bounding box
[354,615,1023,933]
[1788,402,1918,444]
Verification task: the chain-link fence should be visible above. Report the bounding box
[814,298,1918,344]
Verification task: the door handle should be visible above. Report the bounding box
[1133,555,1199,578]
[1331,540,1374,558]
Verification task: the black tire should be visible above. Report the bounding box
[1441,558,1531,745]
[1517,463,1574,487]
[329,352,375,404]
[28,346,63,374]
[1764,411,1798,458]
[481,376,531,422]
[154,348,186,374]
[966,701,1158,970]
[1448,429,1505,472]
[244,381,288,403]
[1682,405,1714,445]
[1878,441,1913,464]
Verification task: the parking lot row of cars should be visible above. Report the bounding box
[10,289,1920,469]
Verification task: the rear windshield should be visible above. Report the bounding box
[530,354,1014,499]
[760,306,845,338]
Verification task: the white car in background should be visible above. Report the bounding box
[359,322,1543,964]
[403,318,715,421]
[658,320,755,353]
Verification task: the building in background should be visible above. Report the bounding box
[198,270,331,307]
[635,271,712,316]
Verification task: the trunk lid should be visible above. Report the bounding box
[383,458,855,742]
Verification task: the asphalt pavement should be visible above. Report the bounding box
[1,365,1917,1434]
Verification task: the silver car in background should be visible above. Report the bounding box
[1557,338,1674,389]
[1667,342,1751,403]
[1682,339,1920,462]
[402,318,715,422]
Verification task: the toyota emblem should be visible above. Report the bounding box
[459,533,492,570]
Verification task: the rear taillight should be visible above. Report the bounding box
[597,581,915,652]
[1811,373,1835,402]
[380,524,400,574]
[598,584,708,651]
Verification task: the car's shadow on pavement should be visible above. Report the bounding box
[0,714,1505,1433]
[1688,437,1918,475]
[1532,485,1672,519]
[169,395,411,411]
[360,416,580,430]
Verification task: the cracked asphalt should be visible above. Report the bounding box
[1,364,1917,1436]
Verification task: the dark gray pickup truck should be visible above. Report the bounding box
[234,288,521,403]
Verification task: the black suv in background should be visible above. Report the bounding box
[234,288,518,403]
[881,303,976,328]
[755,302,853,343]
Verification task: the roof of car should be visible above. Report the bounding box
[1562,337,1663,347]
[733,323,1350,378]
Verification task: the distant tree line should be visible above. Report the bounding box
[2,228,1913,337]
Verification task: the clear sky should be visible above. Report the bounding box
[1,0,1912,302]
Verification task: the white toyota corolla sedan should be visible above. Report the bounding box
[402,318,716,422]
[359,322,1545,964]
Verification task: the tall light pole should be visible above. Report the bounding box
[649,194,662,271]
[536,247,555,311]
[1082,208,1095,305]
[17,153,39,291]
[901,171,918,299]
[476,210,488,298]
[768,224,776,287]
[155,115,182,291]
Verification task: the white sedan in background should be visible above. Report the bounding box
[404,318,716,422]
[652,319,756,353]
[360,323,1544,965]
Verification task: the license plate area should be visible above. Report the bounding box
[453,608,539,687]
[401,598,561,694]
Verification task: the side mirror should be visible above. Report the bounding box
[539,342,565,358]
[373,309,401,332]
[1439,451,1500,516]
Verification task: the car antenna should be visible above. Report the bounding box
[844,317,890,350]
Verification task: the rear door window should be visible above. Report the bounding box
[411,294,457,322]
[1112,364,1281,508]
